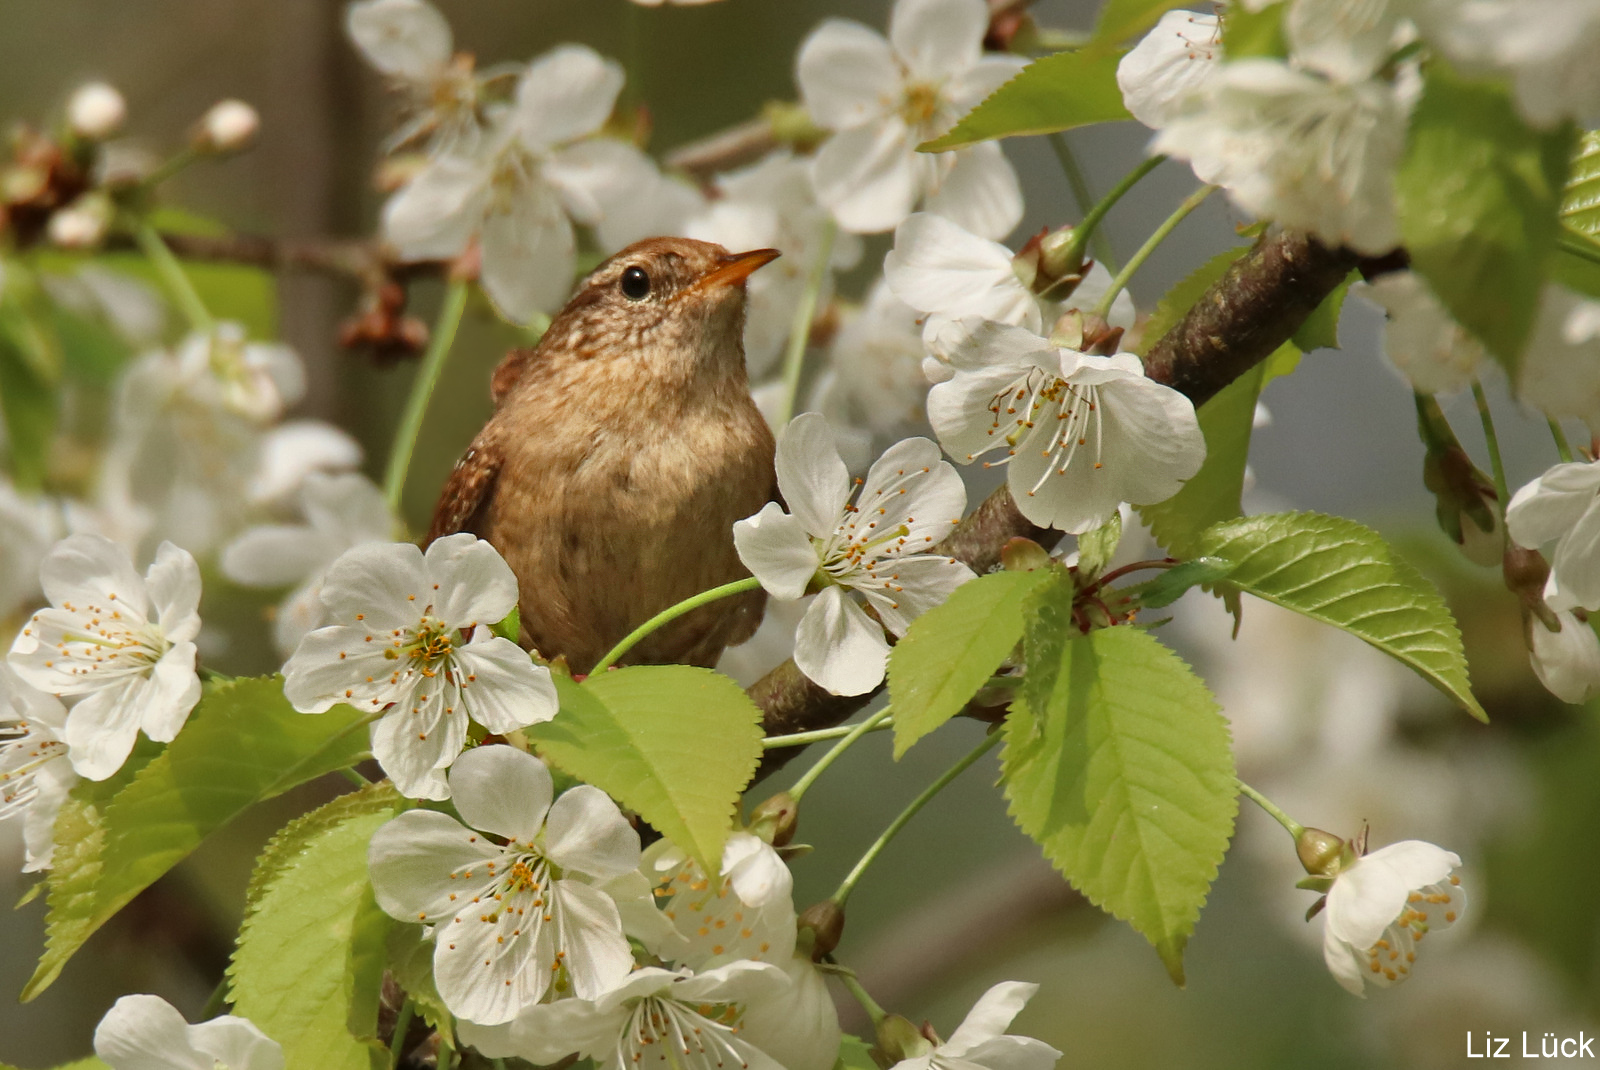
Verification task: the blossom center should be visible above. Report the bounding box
[402,616,458,673]
[901,82,943,128]
[622,996,750,1070]
[0,725,67,816]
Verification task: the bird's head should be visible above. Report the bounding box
[535,236,780,385]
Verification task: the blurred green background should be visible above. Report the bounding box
[1,1,1596,1066]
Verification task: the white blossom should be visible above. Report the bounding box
[1354,271,1488,394]
[733,414,973,696]
[282,533,556,800]
[39,265,166,346]
[796,0,1027,238]
[885,212,1136,376]
[8,535,202,781]
[1321,840,1465,996]
[1152,59,1410,255]
[1528,608,1600,704]
[643,831,796,969]
[222,472,396,658]
[686,151,861,376]
[381,44,658,323]
[932,321,1204,533]
[0,663,76,872]
[347,0,486,155]
[815,280,931,443]
[1117,9,1220,130]
[369,745,644,1024]
[891,982,1061,1070]
[94,994,282,1070]
[738,954,843,1070]
[248,419,365,510]
[66,82,126,140]
[0,479,54,623]
[1515,285,1600,432]
[48,196,110,248]
[1506,458,1600,614]
[1425,0,1600,128]
[458,961,792,1070]
[1285,0,1416,83]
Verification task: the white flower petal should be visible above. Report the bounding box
[860,555,974,636]
[425,532,519,627]
[62,679,145,781]
[368,808,500,921]
[1117,9,1221,130]
[942,981,1037,1055]
[382,155,487,261]
[889,0,986,82]
[316,541,429,630]
[551,877,636,1000]
[775,413,855,538]
[734,502,820,601]
[953,1034,1064,1070]
[1326,840,1459,951]
[513,45,625,151]
[221,524,336,587]
[1286,0,1410,83]
[184,1015,285,1070]
[138,642,201,741]
[38,532,150,621]
[542,784,640,880]
[370,697,464,800]
[143,541,202,643]
[796,19,899,130]
[793,585,890,696]
[923,142,1024,241]
[452,637,558,733]
[738,955,842,1070]
[811,121,921,235]
[346,0,452,81]
[479,180,577,323]
[95,995,224,1070]
[1530,610,1600,703]
[448,744,553,842]
[884,213,1038,330]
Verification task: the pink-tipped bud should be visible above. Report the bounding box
[195,99,259,154]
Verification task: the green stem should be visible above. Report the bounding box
[134,221,213,333]
[1092,184,1215,321]
[1059,154,1165,278]
[1549,418,1575,464]
[1048,133,1117,272]
[833,965,887,1026]
[788,705,894,803]
[1237,779,1304,838]
[141,146,198,190]
[1471,379,1510,515]
[199,976,230,1020]
[590,576,763,674]
[832,730,1001,907]
[775,217,837,428]
[337,766,371,788]
[763,716,894,749]
[388,1000,414,1070]
[384,278,469,515]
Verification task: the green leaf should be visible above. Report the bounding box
[1552,233,1600,299]
[24,677,373,999]
[0,311,57,489]
[919,49,1131,153]
[1089,0,1191,49]
[1003,626,1236,984]
[1126,557,1238,610]
[834,1035,879,1070]
[1138,340,1299,557]
[527,666,764,876]
[1222,3,1288,60]
[1561,130,1600,239]
[47,300,132,384]
[1076,511,1123,579]
[230,782,398,1070]
[888,569,1056,758]
[1194,512,1487,721]
[1135,244,1250,356]
[1291,271,1355,352]
[1397,63,1576,375]
[388,923,452,1033]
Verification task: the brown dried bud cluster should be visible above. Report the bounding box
[339,281,430,365]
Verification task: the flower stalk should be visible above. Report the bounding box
[1470,378,1510,517]
[134,220,214,333]
[1236,778,1305,838]
[788,705,894,803]
[762,715,895,750]
[1057,153,1166,281]
[383,277,469,515]
[590,575,764,674]
[774,217,837,428]
[1093,183,1215,321]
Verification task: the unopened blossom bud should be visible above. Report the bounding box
[1504,543,1560,632]
[194,99,259,154]
[47,194,111,248]
[1013,224,1086,298]
[797,898,845,961]
[748,791,799,847]
[66,82,126,140]
[875,1014,935,1063]
[1296,827,1354,878]
[1416,395,1501,566]
[1001,537,1052,572]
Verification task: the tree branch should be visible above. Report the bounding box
[750,229,1361,781]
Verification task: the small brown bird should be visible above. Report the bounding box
[426,237,780,674]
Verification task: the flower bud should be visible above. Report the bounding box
[1295,827,1354,878]
[47,194,111,249]
[194,99,259,154]
[875,1014,935,1064]
[1416,395,1502,566]
[748,791,799,848]
[1013,224,1086,298]
[67,82,126,141]
[796,898,845,961]
[1001,537,1052,572]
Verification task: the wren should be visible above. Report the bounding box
[426,237,781,674]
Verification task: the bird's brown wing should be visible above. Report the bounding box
[490,347,537,408]
[426,435,501,546]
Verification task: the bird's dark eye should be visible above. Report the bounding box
[620,266,651,300]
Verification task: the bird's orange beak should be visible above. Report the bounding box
[693,247,782,292]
